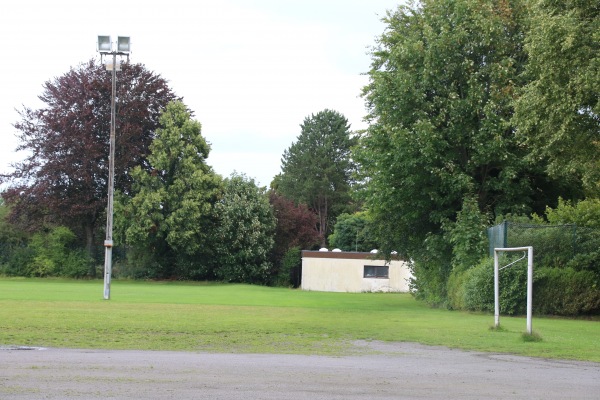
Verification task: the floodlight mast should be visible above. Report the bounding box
[97,35,130,300]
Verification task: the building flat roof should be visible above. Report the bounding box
[301,250,402,260]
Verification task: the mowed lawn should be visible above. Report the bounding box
[0,278,598,362]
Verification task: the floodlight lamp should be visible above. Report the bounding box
[117,36,131,53]
[97,35,112,52]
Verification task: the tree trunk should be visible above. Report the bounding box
[316,197,328,248]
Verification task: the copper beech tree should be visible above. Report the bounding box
[268,191,322,278]
[1,59,179,276]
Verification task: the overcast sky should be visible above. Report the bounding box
[0,0,400,188]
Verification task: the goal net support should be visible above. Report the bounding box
[493,246,533,334]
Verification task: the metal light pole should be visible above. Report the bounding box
[97,35,130,300]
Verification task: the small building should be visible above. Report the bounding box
[301,250,412,293]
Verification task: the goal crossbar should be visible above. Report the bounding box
[494,247,533,334]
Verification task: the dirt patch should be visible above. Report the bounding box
[1,341,598,399]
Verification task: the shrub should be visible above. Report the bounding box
[444,196,490,310]
[0,245,34,276]
[409,233,453,307]
[25,226,89,278]
[534,267,600,316]
[460,259,600,316]
[545,198,600,228]
[463,256,530,315]
[566,250,600,275]
[463,258,495,313]
[274,247,302,287]
[27,256,56,277]
[446,268,469,310]
[507,223,577,269]
[59,250,91,278]
[115,247,163,280]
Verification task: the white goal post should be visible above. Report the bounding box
[493,247,533,334]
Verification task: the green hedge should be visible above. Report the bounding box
[459,257,529,315]
[534,267,600,316]
[451,258,600,316]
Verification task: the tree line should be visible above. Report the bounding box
[0,59,353,284]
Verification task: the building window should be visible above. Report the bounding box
[364,265,389,278]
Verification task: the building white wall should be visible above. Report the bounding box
[301,251,412,293]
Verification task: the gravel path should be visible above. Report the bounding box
[1,341,599,399]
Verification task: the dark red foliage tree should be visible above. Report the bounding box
[268,191,322,277]
[1,59,179,275]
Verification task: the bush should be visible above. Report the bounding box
[114,247,163,280]
[566,250,600,275]
[534,267,600,316]
[463,258,495,313]
[507,223,578,269]
[274,247,301,287]
[545,198,600,229]
[458,258,600,316]
[0,245,34,276]
[446,268,469,310]
[409,233,453,307]
[24,226,90,278]
[59,250,91,278]
[27,255,56,277]
[463,257,530,315]
[483,203,600,316]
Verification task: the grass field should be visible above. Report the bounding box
[0,277,598,362]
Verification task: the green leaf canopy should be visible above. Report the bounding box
[356,0,570,303]
[116,101,221,278]
[278,109,356,242]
